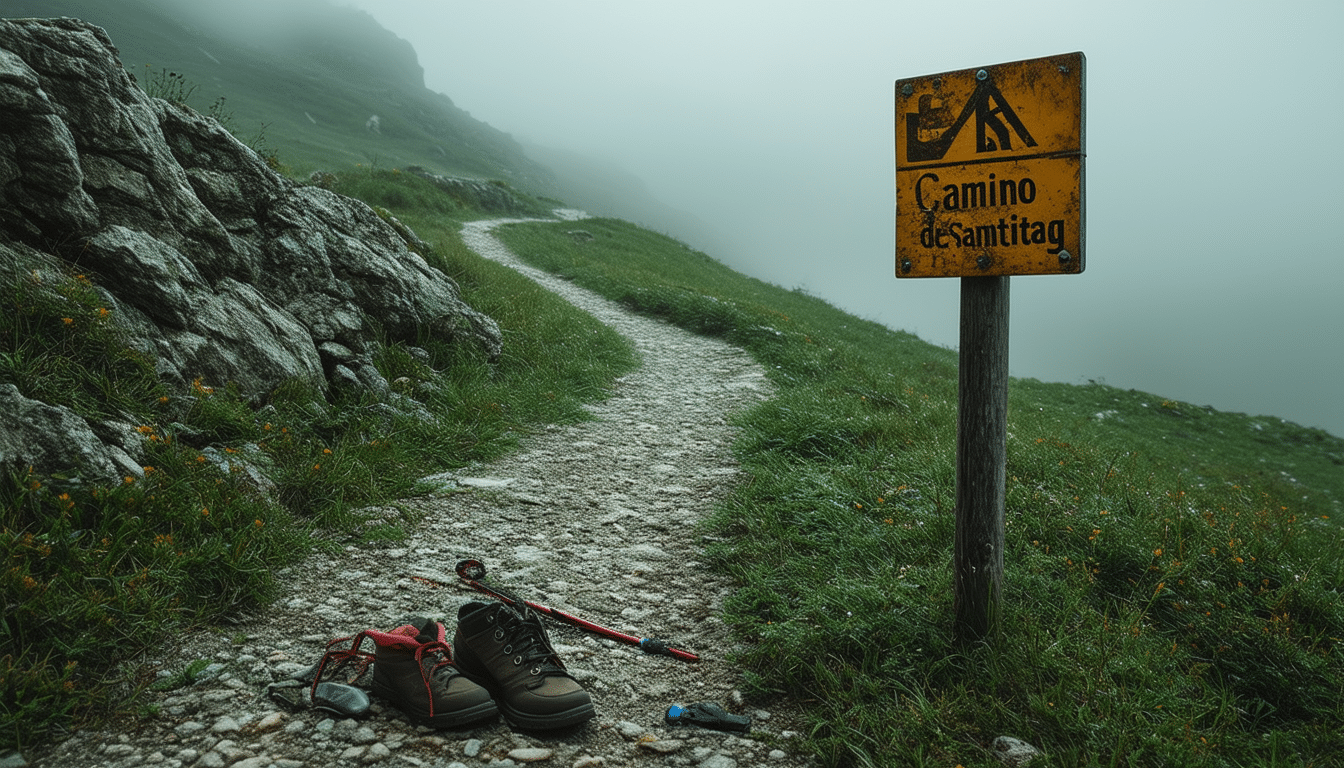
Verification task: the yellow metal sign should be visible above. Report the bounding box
[895,52,1085,278]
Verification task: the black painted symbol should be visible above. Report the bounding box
[905,73,1037,163]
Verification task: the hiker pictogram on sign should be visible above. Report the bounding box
[905,73,1038,163]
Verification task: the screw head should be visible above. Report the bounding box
[900,259,913,273]
[976,254,991,269]
[1057,250,1073,263]
[901,83,914,97]
[976,69,988,81]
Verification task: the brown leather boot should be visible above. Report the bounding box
[359,618,498,728]
[453,601,594,730]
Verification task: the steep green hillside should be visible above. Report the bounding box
[3,0,559,189]
[2,0,731,241]
[495,218,1344,767]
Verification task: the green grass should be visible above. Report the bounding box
[0,171,635,751]
[493,218,1344,768]
[6,154,1342,764]
[5,4,1337,760]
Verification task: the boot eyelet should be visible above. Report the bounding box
[514,655,524,665]
[503,644,513,654]
[493,630,505,641]
[530,666,541,676]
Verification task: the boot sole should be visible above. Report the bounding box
[371,679,499,729]
[499,698,595,731]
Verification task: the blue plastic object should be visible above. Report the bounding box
[664,702,751,732]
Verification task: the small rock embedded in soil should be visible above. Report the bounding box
[992,735,1044,766]
[509,747,555,762]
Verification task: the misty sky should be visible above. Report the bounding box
[343,0,1344,437]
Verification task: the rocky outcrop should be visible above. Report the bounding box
[404,166,541,215]
[0,17,502,480]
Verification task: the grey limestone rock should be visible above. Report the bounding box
[0,16,502,479]
[0,384,140,483]
[992,735,1043,767]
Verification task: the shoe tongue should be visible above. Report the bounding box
[413,618,440,644]
[485,600,523,626]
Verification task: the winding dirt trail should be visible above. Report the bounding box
[33,219,812,768]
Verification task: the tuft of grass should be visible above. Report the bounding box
[148,659,214,693]
[141,65,197,105]
[0,258,162,422]
[1,441,299,747]
[494,218,1344,768]
[1,169,635,751]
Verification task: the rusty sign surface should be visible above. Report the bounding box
[895,52,1085,278]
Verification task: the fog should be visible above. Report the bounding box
[337,0,1343,437]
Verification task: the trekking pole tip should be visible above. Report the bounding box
[641,638,699,661]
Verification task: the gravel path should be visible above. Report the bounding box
[29,217,813,768]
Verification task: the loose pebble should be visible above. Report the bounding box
[637,739,686,754]
[255,712,285,732]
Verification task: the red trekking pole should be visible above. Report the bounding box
[454,559,699,663]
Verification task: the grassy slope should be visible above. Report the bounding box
[1,0,557,189]
[494,218,1344,768]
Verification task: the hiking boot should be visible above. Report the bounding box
[453,601,595,730]
[331,618,497,728]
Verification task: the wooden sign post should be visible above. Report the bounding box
[895,52,1085,643]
